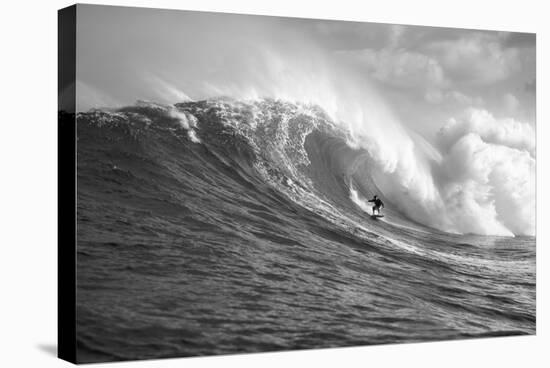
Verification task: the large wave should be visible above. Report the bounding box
[76,22,535,237]
[77,96,534,237]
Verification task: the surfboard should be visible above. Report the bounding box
[371,214,385,219]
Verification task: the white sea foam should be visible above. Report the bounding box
[349,182,373,215]
[168,108,201,144]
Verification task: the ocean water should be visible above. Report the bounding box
[74,99,535,363]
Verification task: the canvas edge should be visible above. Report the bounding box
[58,3,77,364]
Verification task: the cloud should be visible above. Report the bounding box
[388,24,405,48]
[339,48,447,90]
[309,21,404,51]
[437,108,535,157]
[426,33,522,85]
[503,93,519,114]
[524,79,536,94]
[502,32,536,49]
[334,30,529,120]
[425,89,483,106]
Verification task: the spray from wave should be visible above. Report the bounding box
[349,182,373,215]
[77,17,535,237]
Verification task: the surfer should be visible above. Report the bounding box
[368,195,384,215]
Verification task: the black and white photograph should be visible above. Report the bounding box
[57,3,539,364]
[27,0,550,365]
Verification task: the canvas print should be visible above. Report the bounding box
[59,4,536,364]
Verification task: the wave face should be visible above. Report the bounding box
[75,99,535,363]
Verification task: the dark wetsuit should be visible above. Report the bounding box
[368,198,384,214]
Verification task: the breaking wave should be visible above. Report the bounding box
[77,97,534,237]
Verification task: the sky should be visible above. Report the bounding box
[75,4,536,139]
